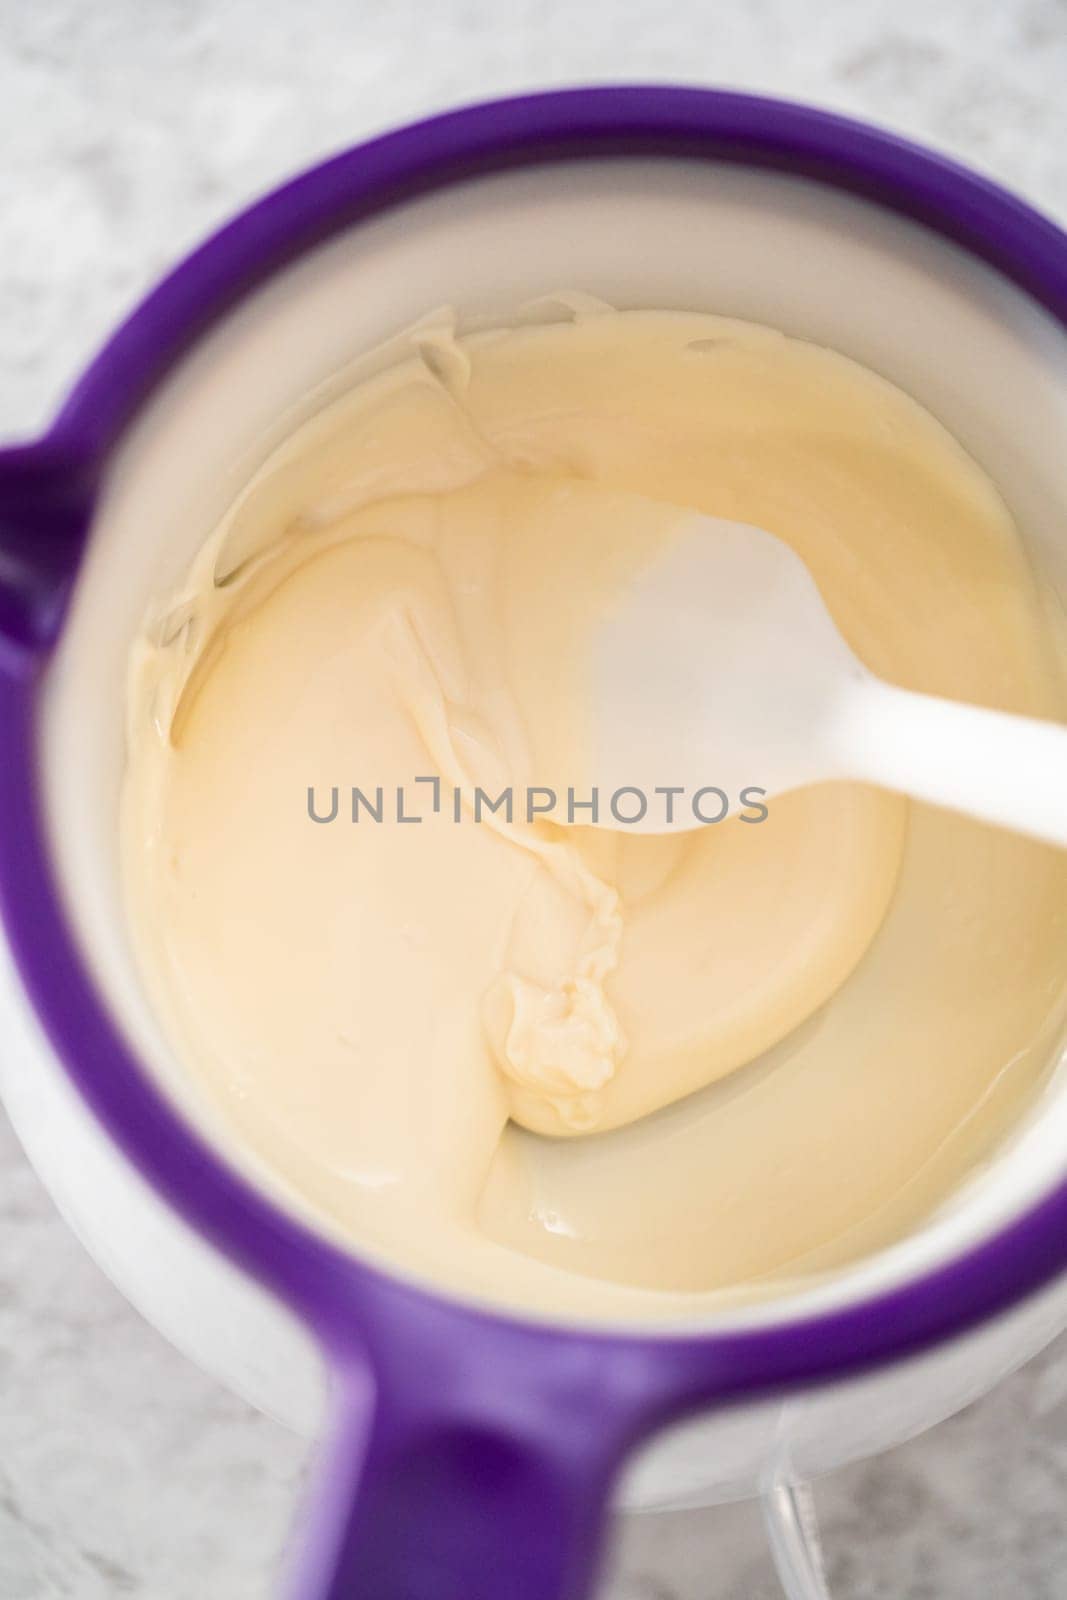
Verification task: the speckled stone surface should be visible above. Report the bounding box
[1,2,1066,1595]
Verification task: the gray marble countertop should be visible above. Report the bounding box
[1,2,1066,1595]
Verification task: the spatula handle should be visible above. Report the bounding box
[833,678,1067,849]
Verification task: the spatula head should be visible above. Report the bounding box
[589,512,867,831]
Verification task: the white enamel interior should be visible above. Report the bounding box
[35,157,1067,1341]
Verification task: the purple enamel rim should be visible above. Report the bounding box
[3,85,1067,1437]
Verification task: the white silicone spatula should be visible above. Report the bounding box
[592,513,1067,843]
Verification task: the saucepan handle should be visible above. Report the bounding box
[286,1316,654,1600]
[0,441,94,669]
[289,1353,837,1600]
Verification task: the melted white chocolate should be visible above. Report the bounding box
[122,307,1067,1318]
